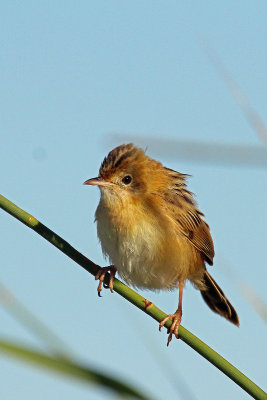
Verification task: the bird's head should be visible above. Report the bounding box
[84,143,190,212]
[83,143,170,203]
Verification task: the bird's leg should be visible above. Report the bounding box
[95,265,117,297]
[159,280,184,346]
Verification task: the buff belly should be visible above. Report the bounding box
[95,200,203,290]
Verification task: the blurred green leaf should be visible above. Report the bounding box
[0,339,151,400]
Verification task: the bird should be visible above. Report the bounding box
[84,143,239,345]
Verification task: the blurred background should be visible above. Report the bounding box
[1,2,266,399]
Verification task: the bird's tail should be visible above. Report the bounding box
[199,270,239,326]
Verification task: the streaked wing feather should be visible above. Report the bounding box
[159,169,215,265]
[178,208,214,265]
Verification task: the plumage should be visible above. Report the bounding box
[84,143,239,344]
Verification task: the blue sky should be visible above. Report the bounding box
[1,2,266,399]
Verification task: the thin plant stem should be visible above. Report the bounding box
[199,36,267,148]
[1,194,266,400]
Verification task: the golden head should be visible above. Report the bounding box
[83,143,189,202]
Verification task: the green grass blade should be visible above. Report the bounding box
[0,339,150,400]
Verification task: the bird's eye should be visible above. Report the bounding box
[122,175,132,185]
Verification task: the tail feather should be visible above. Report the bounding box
[200,271,239,326]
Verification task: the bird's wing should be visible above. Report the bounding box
[162,190,214,265]
[177,207,214,265]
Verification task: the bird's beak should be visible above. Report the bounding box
[83,177,112,187]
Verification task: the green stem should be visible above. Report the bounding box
[1,194,266,400]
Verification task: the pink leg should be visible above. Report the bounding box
[159,281,184,346]
[95,266,117,297]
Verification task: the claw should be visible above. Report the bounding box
[159,309,182,346]
[95,266,116,296]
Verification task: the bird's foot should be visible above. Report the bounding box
[95,266,116,297]
[159,309,182,346]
